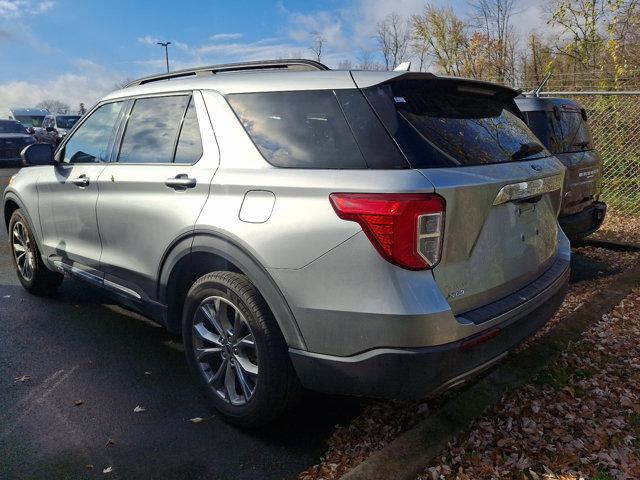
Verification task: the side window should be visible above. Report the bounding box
[63,102,124,164]
[118,95,189,164]
[174,98,203,164]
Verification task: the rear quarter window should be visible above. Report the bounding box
[226,90,406,169]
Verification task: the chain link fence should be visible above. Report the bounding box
[540,91,640,216]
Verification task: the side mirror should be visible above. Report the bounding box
[21,143,56,166]
[46,126,55,132]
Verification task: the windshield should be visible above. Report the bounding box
[0,120,29,134]
[363,79,549,168]
[56,115,81,129]
[14,115,44,127]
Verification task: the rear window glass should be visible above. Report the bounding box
[226,90,406,169]
[0,120,28,134]
[14,116,44,128]
[363,80,549,168]
[557,111,593,152]
[56,116,81,129]
[523,109,593,154]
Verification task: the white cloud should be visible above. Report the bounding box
[0,0,54,18]
[0,60,125,110]
[137,35,160,46]
[209,32,243,41]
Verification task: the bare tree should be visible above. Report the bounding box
[411,34,430,72]
[36,99,70,114]
[375,13,411,70]
[310,31,325,63]
[337,59,354,69]
[78,103,87,115]
[356,49,384,70]
[468,0,519,83]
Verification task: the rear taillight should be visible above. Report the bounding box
[329,193,445,270]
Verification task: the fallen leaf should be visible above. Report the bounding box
[3,295,10,298]
[74,399,84,406]
[133,405,146,413]
[188,417,204,424]
[85,464,94,470]
[103,466,112,474]
[105,438,115,447]
[144,371,152,376]
[14,375,31,383]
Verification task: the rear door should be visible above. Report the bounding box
[95,91,218,300]
[358,75,566,314]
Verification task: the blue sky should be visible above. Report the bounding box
[0,0,543,109]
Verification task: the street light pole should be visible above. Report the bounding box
[157,41,171,73]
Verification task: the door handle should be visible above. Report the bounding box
[165,174,196,190]
[72,175,90,187]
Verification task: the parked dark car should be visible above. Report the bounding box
[516,95,606,240]
[9,107,48,136]
[0,119,36,167]
[35,114,82,146]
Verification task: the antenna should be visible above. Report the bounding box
[533,71,552,97]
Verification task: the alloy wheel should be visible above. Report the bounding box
[192,296,259,406]
[12,221,35,282]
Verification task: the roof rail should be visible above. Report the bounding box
[124,59,330,88]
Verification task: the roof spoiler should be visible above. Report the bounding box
[125,59,330,88]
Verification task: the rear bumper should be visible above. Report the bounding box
[290,259,569,399]
[560,201,606,239]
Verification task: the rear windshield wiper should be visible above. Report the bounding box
[572,141,590,149]
[511,142,544,160]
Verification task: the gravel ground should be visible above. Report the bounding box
[591,210,640,245]
[299,228,640,480]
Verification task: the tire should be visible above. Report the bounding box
[182,271,301,427]
[8,209,63,295]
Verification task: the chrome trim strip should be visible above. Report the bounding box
[53,260,141,300]
[103,279,142,299]
[493,174,564,205]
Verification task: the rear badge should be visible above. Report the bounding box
[447,289,465,300]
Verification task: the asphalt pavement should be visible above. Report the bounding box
[0,166,616,480]
[0,166,362,480]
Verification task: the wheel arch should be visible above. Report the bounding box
[3,193,45,254]
[158,230,307,351]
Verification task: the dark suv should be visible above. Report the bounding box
[0,119,36,167]
[516,95,606,240]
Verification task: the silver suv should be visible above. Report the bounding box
[4,60,570,427]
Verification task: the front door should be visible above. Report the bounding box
[38,101,126,269]
[96,92,218,299]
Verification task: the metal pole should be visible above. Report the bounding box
[157,42,171,73]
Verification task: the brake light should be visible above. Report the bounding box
[329,193,445,270]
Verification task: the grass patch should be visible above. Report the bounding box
[533,365,574,390]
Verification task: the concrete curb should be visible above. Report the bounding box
[579,238,640,252]
[341,267,640,480]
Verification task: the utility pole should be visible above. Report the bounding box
[157,41,171,73]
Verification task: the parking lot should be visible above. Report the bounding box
[0,167,363,479]
[0,166,631,480]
